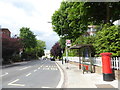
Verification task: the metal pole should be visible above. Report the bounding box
[62,49,63,64]
[66,45,68,61]
[66,45,69,69]
[79,49,81,69]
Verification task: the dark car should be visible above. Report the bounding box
[50,57,55,61]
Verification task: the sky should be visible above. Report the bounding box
[0,0,63,50]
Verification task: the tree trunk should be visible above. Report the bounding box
[106,3,110,23]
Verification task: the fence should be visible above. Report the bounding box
[111,57,120,70]
[63,56,120,70]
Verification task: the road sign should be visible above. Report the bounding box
[66,40,71,46]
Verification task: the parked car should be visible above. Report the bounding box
[50,57,55,61]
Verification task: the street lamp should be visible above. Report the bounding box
[48,21,64,64]
[61,47,63,64]
[60,30,64,64]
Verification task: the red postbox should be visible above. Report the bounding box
[100,52,113,81]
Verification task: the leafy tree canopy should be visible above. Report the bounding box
[50,42,62,59]
[20,27,37,49]
[94,24,120,56]
[52,2,120,41]
[52,2,88,41]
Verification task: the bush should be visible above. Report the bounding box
[12,54,21,62]
[94,24,120,56]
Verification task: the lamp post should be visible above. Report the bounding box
[61,48,63,64]
[48,21,64,64]
[60,27,64,64]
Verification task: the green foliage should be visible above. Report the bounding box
[68,24,120,57]
[20,27,46,60]
[12,54,21,62]
[20,27,37,49]
[84,2,120,24]
[73,35,95,45]
[59,37,66,49]
[94,25,120,56]
[52,2,120,42]
[35,40,46,57]
[52,2,120,57]
[52,2,88,40]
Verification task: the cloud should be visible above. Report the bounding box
[0,0,62,50]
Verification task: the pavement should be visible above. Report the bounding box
[56,61,119,89]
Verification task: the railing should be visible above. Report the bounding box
[111,57,120,70]
[93,57,120,70]
[63,56,120,70]
[92,57,102,66]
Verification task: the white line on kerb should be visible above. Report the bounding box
[19,66,31,70]
[26,73,31,77]
[8,79,25,86]
[0,72,8,77]
[55,62,64,88]
[41,86,51,88]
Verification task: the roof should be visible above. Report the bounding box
[69,44,93,49]
[1,28,11,33]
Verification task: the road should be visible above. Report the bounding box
[0,59,62,88]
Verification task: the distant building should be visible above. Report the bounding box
[1,28,11,38]
[44,50,50,58]
[84,25,96,37]
[87,25,96,36]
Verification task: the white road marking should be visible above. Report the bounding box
[55,68,58,70]
[0,72,8,77]
[41,86,51,88]
[34,70,37,72]
[8,79,25,86]
[19,66,31,70]
[40,65,44,67]
[38,67,41,69]
[55,62,64,88]
[51,68,53,70]
[26,73,31,77]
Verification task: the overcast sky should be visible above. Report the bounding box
[0,0,63,50]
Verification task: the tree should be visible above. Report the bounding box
[94,24,120,56]
[84,2,120,24]
[59,37,66,50]
[50,42,62,59]
[20,27,37,49]
[52,2,88,41]
[19,27,37,60]
[35,40,46,57]
[2,37,22,64]
[52,2,120,41]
